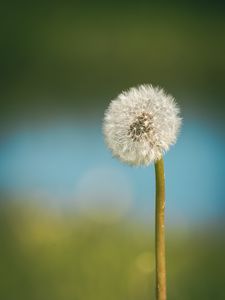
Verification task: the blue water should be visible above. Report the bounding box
[0,117,224,225]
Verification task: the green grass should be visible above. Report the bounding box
[0,203,224,300]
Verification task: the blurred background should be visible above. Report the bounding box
[1,1,225,299]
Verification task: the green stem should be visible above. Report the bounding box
[155,158,167,300]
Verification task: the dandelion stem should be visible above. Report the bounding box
[155,158,166,300]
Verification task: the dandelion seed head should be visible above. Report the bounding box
[103,84,181,166]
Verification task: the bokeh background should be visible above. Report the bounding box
[1,2,225,299]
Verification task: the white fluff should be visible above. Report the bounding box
[103,84,181,166]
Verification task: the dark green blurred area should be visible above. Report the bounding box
[0,203,224,300]
[1,2,225,120]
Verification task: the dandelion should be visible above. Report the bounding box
[103,84,182,300]
[103,84,181,166]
